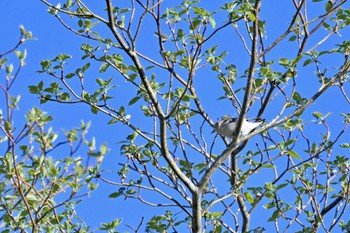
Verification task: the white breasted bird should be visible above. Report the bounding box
[213,117,265,138]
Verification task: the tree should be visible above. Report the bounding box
[3,0,350,232]
[0,27,104,232]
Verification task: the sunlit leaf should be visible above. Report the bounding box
[286,150,301,160]
[244,192,254,204]
[100,63,109,73]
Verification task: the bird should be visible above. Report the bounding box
[213,117,265,138]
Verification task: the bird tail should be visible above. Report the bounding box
[256,118,265,123]
[246,117,265,123]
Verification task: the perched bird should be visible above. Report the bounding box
[213,117,265,138]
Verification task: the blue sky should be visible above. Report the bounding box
[1,0,350,232]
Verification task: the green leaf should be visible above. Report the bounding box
[179,160,192,169]
[108,192,122,198]
[4,121,12,132]
[96,78,104,86]
[209,16,216,28]
[40,60,51,69]
[192,7,209,16]
[247,12,256,21]
[174,50,186,57]
[28,85,41,94]
[100,63,109,73]
[141,105,152,116]
[108,118,119,125]
[264,182,275,192]
[59,92,70,100]
[56,54,72,61]
[127,131,138,142]
[193,163,207,170]
[128,96,141,105]
[99,143,108,156]
[284,139,296,147]
[303,59,313,67]
[213,224,222,233]
[15,50,27,60]
[289,35,297,41]
[0,58,8,67]
[50,166,58,177]
[119,106,125,116]
[286,150,301,160]
[292,92,303,104]
[263,202,275,209]
[244,192,254,204]
[78,19,83,27]
[129,73,138,81]
[279,57,290,67]
[40,95,51,104]
[65,73,75,79]
[126,189,136,195]
[323,22,332,30]
[340,143,350,148]
[82,62,90,72]
[91,105,98,114]
[325,1,333,12]
[268,210,279,222]
[276,183,288,190]
[261,164,275,168]
[313,111,322,119]
[48,6,58,15]
[3,213,11,224]
[5,64,13,74]
[89,182,98,191]
[211,212,223,218]
[190,19,202,31]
